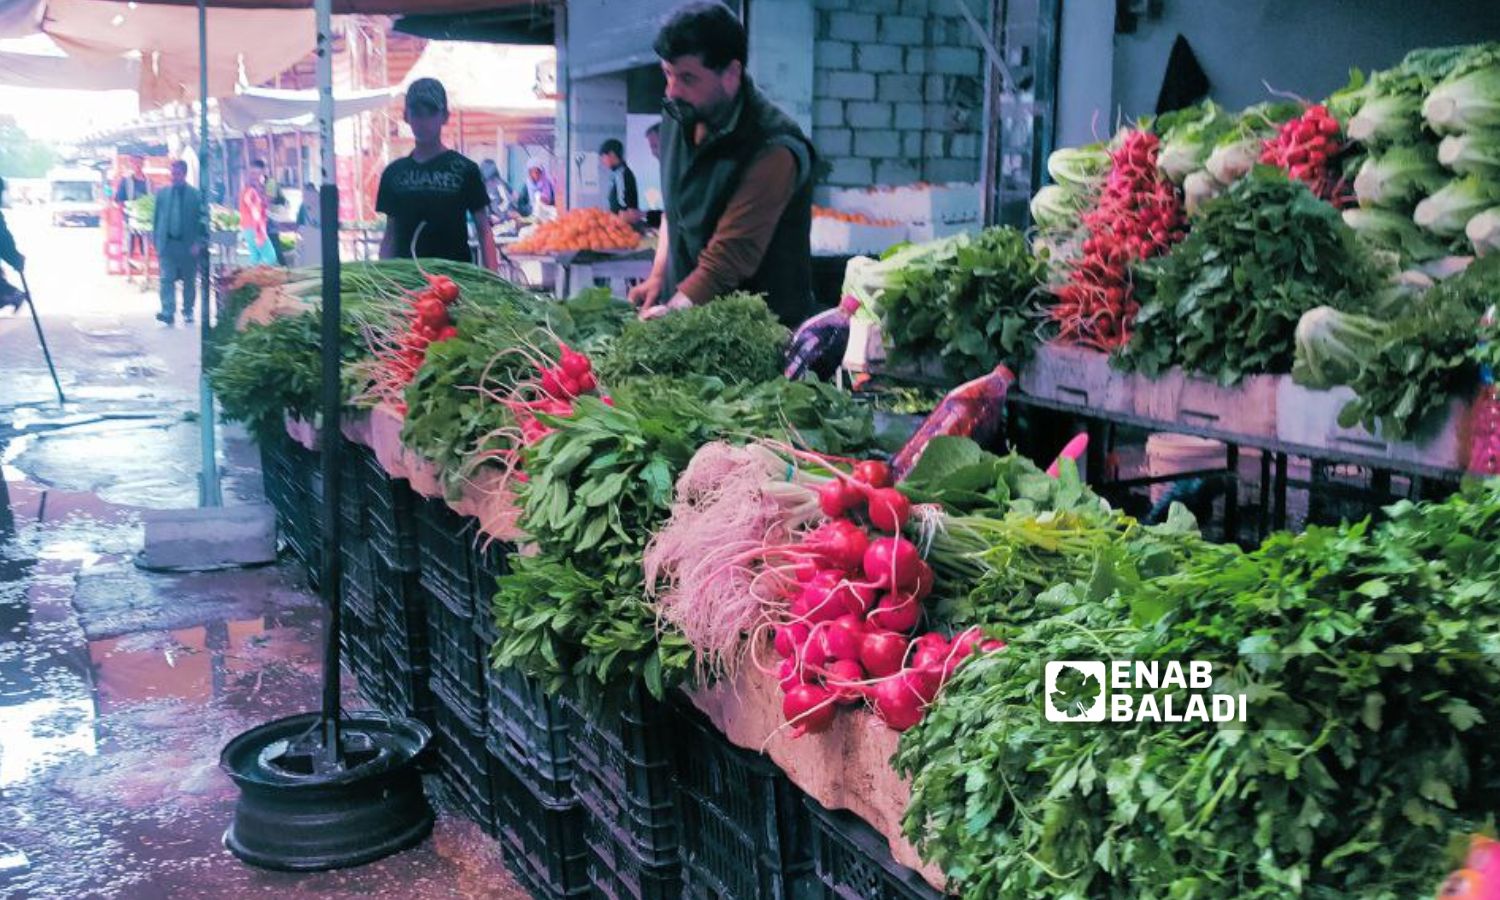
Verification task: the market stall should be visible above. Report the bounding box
[202,29,1500,900]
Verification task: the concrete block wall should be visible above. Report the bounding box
[811,0,987,189]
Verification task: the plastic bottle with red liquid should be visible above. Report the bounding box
[784,294,861,382]
[890,365,1016,480]
[1470,304,1500,477]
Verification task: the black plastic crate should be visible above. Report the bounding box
[491,750,590,898]
[426,586,488,726]
[415,497,480,615]
[471,537,509,615]
[674,701,813,900]
[433,682,499,834]
[804,799,945,900]
[362,452,419,572]
[382,636,435,726]
[583,802,682,900]
[338,443,369,537]
[486,666,574,805]
[373,555,429,664]
[567,687,678,867]
[341,538,376,602]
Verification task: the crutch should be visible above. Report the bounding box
[16,270,65,405]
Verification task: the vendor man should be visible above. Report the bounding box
[378,78,497,269]
[627,1,817,327]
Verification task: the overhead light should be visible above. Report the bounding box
[128,1,137,7]
[111,14,125,25]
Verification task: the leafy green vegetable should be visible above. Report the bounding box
[1415,175,1500,236]
[1046,145,1110,191]
[1437,131,1500,176]
[898,482,1500,898]
[1291,306,1392,389]
[598,292,789,386]
[1337,257,1495,438]
[1118,168,1383,385]
[1423,45,1500,134]
[1342,207,1455,264]
[1353,144,1448,208]
[880,227,1046,381]
[1154,100,1233,183]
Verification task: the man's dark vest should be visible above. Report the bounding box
[660,76,817,327]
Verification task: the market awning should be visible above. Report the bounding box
[0,45,136,89]
[219,84,393,131]
[40,0,315,106]
[400,40,555,117]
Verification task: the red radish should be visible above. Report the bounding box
[775,623,810,659]
[910,636,950,672]
[804,520,869,572]
[782,683,836,736]
[818,480,852,518]
[540,368,565,398]
[798,632,829,669]
[576,371,598,393]
[777,658,805,691]
[862,537,922,590]
[853,460,891,488]
[860,630,909,679]
[904,667,943,704]
[865,488,911,533]
[910,560,934,601]
[825,659,866,705]
[797,571,851,623]
[558,344,592,378]
[429,276,460,303]
[867,592,920,632]
[824,614,867,661]
[871,676,925,731]
[793,560,820,583]
[437,326,459,342]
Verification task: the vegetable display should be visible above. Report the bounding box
[597,292,790,386]
[897,481,1500,899]
[1118,168,1380,385]
[1049,130,1185,351]
[878,227,1046,379]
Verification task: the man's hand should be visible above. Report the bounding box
[627,274,664,310]
[640,294,692,320]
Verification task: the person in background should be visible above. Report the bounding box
[114,156,151,258]
[377,78,497,268]
[264,170,289,265]
[599,138,640,218]
[479,158,514,225]
[113,156,150,210]
[645,121,662,161]
[296,181,323,268]
[628,1,817,327]
[152,160,204,326]
[239,160,278,266]
[0,176,25,312]
[514,163,556,219]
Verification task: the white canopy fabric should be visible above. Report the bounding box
[220,85,394,131]
[0,45,136,89]
[40,0,315,108]
[401,40,554,118]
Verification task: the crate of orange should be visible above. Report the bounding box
[509,208,642,256]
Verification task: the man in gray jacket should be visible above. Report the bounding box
[153,160,205,326]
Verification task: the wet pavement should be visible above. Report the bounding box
[1,210,528,899]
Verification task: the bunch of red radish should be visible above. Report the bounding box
[1259,104,1345,201]
[1052,129,1185,351]
[382,274,462,414]
[774,459,1002,736]
[507,341,605,448]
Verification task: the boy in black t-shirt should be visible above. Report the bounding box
[377,78,497,269]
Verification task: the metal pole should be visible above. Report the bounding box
[314,0,344,761]
[197,0,222,506]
